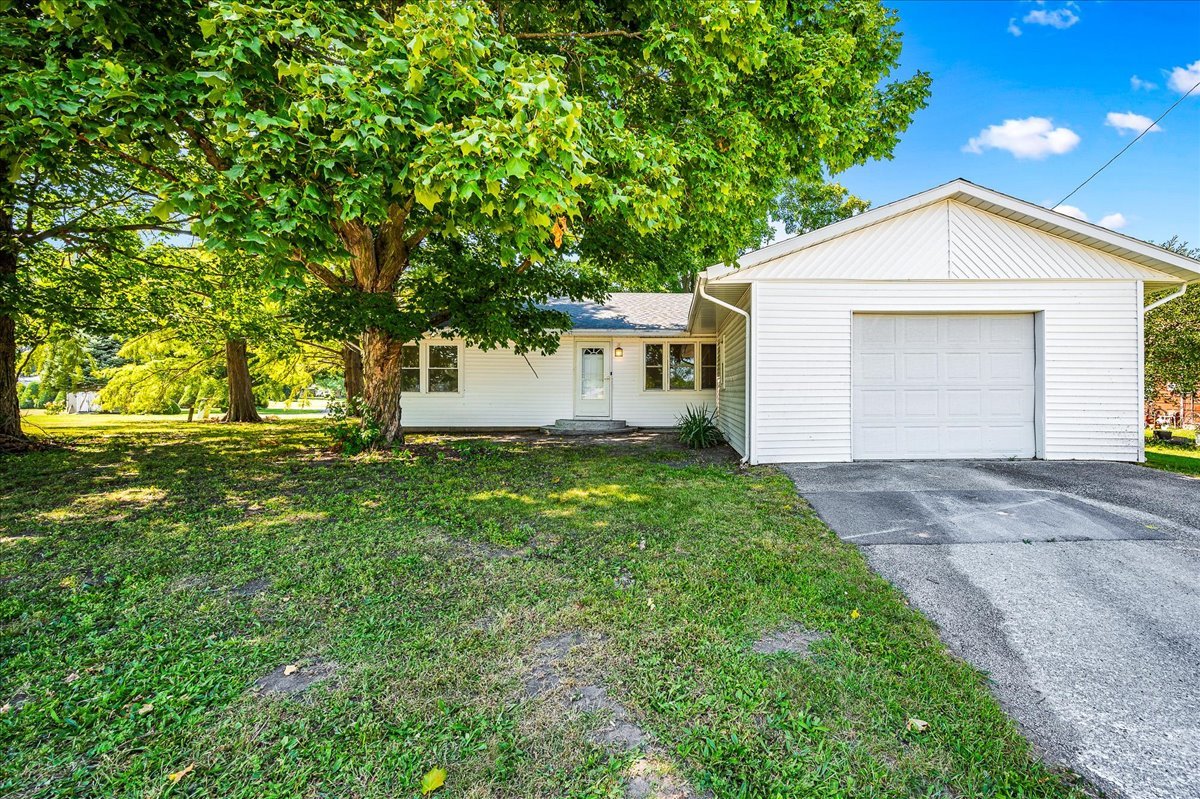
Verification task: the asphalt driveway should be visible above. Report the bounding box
[782,460,1200,799]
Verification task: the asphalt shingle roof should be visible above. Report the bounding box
[544,292,693,332]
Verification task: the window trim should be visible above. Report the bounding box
[400,340,465,396]
[642,339,718,392]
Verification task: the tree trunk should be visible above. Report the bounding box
[361,327,404,444]
[0,189,25,447]
[224,339,262,423]
[343,340,364,403]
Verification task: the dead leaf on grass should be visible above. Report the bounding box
[167,763,195,783]
[421,766,446,794]
[137,703,154,715]
[283,664,299,676]
[906,717,930,733]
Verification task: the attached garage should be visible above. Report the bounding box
[691,179,1200,465]
[852,313,1036,460]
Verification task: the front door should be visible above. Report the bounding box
[575,342,611,418]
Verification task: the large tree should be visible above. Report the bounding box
[27,0,930,443]
[1145,236,1200,397]
[1,2,199,446]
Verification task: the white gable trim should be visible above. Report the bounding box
[714,179,1200,283]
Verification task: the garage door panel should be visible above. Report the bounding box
[903,352,938,380]
[945,352,981,380]
[859,353,896,380]
[903,316,938,343]
[854,314,1035,460]
[903,389,939,417]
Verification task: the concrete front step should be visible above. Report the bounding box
[541,419,636,436]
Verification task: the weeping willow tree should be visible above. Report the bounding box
[99,246,327,420]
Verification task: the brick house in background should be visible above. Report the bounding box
[1147,385,1199,428]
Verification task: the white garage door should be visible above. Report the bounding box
[853,314,1036,460]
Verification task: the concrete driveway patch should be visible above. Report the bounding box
[803,489,1170,545]
[783,460,1200,799]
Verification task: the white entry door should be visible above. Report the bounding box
[853,314,1036,459]
[575,342,611,418]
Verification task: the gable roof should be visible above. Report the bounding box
[546,292,693,333]
[711,178,1200,284]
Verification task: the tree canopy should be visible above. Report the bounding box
[7,0,931,443]
[1145,236,1200,397]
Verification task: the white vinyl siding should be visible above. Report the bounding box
[715,302,749,457]
[399,335,714,429]
[750,281,1142,464]
[735,200,1175,286]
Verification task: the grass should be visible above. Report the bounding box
[1142,428,1200,476]
[2,416,1089,798]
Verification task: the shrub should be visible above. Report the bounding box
[323,397,382,454]
[43,400,64,415]
[677,403,721,449]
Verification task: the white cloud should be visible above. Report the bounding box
[1053,204,1088,222]
[1130,75,1157,91]
[1105,111,1162,135]
[1098,212,1127,230]
[963,117,1081,159]
[1007,18,1022,36]
[1167,60,1200,94]
[1023,7,1080,29]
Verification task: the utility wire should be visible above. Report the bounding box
[1054,75,1200,209]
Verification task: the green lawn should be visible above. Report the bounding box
[1143,429,1200,476]
[2,416,1087,798]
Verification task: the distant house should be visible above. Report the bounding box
[66,390,102,414]
[398,179,1200,464]
[1147,386,1197,428]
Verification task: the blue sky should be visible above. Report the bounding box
[837,0,1200,247]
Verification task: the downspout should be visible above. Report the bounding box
[697,279,751,463]
[1142,280,1194,462]
[1143,281,1191,313]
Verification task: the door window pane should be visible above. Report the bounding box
[580,347,605,399]
[701,343,717,390]
[669,343,695,389]
[644,344,664,390]
[427,345,459,392]
[401,345,420,393]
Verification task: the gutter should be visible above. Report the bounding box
[697,279,752,464]
[1143,281,1192,313]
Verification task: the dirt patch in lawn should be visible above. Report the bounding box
[522,632,707,797]
[230,576,270,597]
[751,623,828,657]
[252,659,338,697]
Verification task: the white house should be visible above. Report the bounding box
[400,179,1200,464]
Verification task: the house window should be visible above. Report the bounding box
[427,345,460,393]
[669,343,695,389]
[644,344,664,390]
[644,342,717,391]
[701,343,717,390]
[401,345,421,393]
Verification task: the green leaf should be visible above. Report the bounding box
[414,184,440,211]
[199,18,217,39]
[504,156,530,179]
[151,199,175,222]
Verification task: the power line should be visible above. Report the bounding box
[1054,75,1200,209]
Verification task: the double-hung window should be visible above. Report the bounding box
[644,342,717,391]
[399,342,462,394]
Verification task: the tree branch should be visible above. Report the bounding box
[79,136,184,184]
[176,117,232,172]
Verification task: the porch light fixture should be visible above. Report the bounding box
[614,345,624,358]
